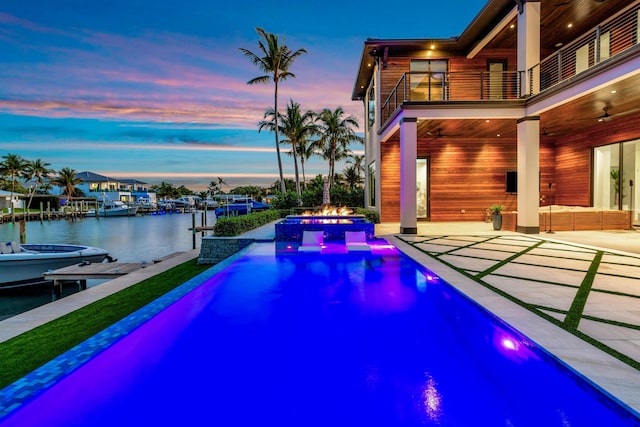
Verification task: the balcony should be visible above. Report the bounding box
[379,1,640,129]
[380,71,524,124]
[530,1,639,95]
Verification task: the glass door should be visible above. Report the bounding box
[417,158,429,219]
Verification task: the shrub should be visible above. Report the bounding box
[213,209,283,236]
[353,207,379,223]
[271,191,301,209]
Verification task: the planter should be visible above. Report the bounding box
[492,213,502,230]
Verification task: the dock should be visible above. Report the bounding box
[43,262,145,298]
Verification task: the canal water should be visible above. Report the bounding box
[0,211,217,320]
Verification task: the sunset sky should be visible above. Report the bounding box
[0,0,486,190]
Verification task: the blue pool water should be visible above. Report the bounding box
[1,242,639,426]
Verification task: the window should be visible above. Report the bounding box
[367,84,375,129]
[594,140,640,225]
[598,31,610,62]
[368,161,376,207]
[417,158,429,219]
[410,60,448,101]
[575,44,590,74]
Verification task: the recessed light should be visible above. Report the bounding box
[485,119,491,123]
[610,90,617,94]
[555,42,563,48]
[367,63,371,67]
[567,23,573,28]
[430,44,435,50]
[497,134,501,137]
[510,24,515,29]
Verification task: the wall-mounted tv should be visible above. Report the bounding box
[506,171,517,193]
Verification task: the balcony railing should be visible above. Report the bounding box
[380,71,523,124]
[379,1,640,129]
[529,1,639,94]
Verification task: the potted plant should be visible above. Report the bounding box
[489,204,504,230]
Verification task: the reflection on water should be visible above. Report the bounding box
[0,212,216,320]
[0,212,216,262]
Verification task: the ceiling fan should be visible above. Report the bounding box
[598,107,612,122]
[426,128,463,140]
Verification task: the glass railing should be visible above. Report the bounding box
[380,71,523,124]
[529,1,640,95]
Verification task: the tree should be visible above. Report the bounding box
[0,153,28,222]
[341,165,364,189]
[23,158,54,212]
[260,100,315,196]
[52,167,82,204]
[240,27,306,194]
[314,107,363,189]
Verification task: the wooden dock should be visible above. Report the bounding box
[43,262,145,299]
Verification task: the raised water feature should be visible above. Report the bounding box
[275,206,375,242]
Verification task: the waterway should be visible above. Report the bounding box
[0,211,217,320]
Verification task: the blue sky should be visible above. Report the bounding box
[0,0,486,190]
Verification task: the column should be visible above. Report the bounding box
[516,116,540,234]
[517,1,541,96]
[400,117,417,234]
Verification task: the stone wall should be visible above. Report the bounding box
[197,237,255,265]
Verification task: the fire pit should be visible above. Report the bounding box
[275,206,374,242]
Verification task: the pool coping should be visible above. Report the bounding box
[384,234,640,415]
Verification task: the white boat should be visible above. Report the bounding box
[0,243,110,287]
[87,200,138,217]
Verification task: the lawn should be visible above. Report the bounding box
[0,259,210,389]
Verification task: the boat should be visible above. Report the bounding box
[214,197,271,218]
[86,200,138,217]
[0,242,110,287]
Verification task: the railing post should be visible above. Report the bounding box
[595,25,601,64]
[403,73,407,101]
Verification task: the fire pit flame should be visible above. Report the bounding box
[301,205,354,217]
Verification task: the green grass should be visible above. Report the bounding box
[0,259,210,389]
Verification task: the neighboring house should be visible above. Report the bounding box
[0,190,24,211]
[352,0,640,233]
[52,171,156,204]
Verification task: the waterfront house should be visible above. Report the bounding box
[352,0,640,233]
[0,190,24,211]
[72,171,156,205]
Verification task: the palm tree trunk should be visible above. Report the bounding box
[292,141,301,196]
[300,154,307,190]
[274,82,286,193]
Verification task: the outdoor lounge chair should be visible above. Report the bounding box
[345,231,372,252]
[298,230,324,253]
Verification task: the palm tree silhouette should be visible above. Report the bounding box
[240,28,306,194]
[0,153,28,223]
[24,158,54,214]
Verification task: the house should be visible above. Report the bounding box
[0,189,24,211]
[352,0,640,234]
[70,171,156,204]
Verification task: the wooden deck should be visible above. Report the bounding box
[43,262,145,298]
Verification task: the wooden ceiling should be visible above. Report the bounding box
[413,0,640,142]
[488,0,630,53]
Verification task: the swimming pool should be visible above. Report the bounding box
[1,242,639,426]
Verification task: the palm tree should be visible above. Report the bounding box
[52,167,82,205]
[0,153,28,222]
[314,107,363,189]
[240,27,306,194]
[346,153,365,177]
[23,158,54,213]
[296,139,320,190]
[260,100,315,196]
[341,165,364,189]
[217,177,228,193]
[208,180,219,196]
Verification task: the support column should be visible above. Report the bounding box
[517,1,541,96]
[516,116,540,234]
[400,117,417,234]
